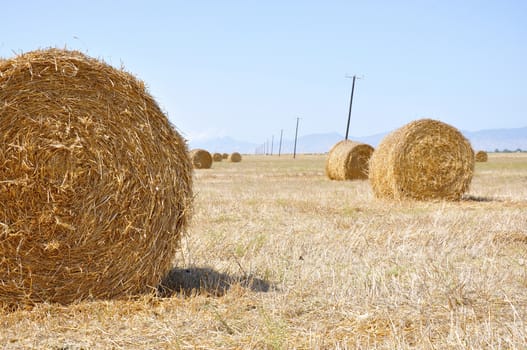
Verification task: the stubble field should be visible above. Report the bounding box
[1,153,526,349]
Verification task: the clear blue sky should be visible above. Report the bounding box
[2,1,526,143]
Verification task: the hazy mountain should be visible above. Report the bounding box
[188,136,258,154]
[463,127,527,151]
[188,126,527,154]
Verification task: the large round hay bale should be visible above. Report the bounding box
[0,49,193,307]
[369,119,474,201]
[189,149,212,169]
[325,140,374,180]
[475,150,488,162]
[212,152,223,162]
[229,152,242,162]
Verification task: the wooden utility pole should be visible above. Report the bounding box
[278,129,283,157]
[344,75,362,140]
[293,117,300,159]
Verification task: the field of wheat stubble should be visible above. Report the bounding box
[1,153,526,349]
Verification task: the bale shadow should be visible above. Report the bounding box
[157,267,272,297]
[462,194,496,202]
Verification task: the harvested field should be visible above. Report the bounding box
[1,153,526,349]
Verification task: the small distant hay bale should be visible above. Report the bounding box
[189,149,212,169]
[475,150,488,162]
[325,140,374,180]
[0,48,193,307]
[212,152,223,162]
[369,118,474,201]
[229,152,242,162]
[222,153,228,159]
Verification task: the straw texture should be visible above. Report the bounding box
[475,150,488,162]
[369,119,474,201]
[325,140,374,180]
[0,49,193,307]
[212,153,223,162]
[189,149,212,169]
[229,152,242,163]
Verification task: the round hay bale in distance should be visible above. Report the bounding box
[222,153,229,159]
[369,118,474,201]
[229,152,242,163]
[212,152,223,162]
[325,140,374,180]
[475,150,488,162]
[0,48,193,307]
[189,149,213,169]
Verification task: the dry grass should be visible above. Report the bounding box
[1,153,526,349]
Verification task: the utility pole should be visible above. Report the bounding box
[270,135,274,155]
[278,129,283,157]
[344,74,361,140]
[293,117,300,159]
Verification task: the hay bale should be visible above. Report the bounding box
[189,149,212,169]
[325,140,374,180]
[475,150,488,162]
[369,118,474,201]
[222,153,228,159]
[212,152,223,162]
[229,152,242,163]
[0,48,193,307]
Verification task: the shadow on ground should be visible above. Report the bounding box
[157,267,272,297]
[462,195,496,202]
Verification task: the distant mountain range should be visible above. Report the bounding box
[188,126,527,154]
